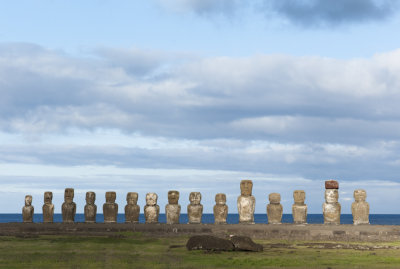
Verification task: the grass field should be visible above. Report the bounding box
[1,232,400,268]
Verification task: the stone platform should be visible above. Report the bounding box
[1,223,400,242]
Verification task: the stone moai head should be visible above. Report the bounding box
[168,190,180,204]
[269,193,281,204]
[86,191,96,205]
[146,192,158,206]
[106,191,116,203]
[126,192,138,205]
[325,179,339,203]
[189,192,201,205]
[354,189,366,202]
[240,180,253,196]
[293,190,305,205]
[44,192,53,204]
[325,189,339,203]
[25,195,32,206]
[64,188,74,203]
[215,193,226,205]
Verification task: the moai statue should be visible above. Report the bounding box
[22,195,34,223]
[237,180,255,224]
[125,192,140,223]
[352,189,370,225]
[188,192,203,224]
[62,188,76,223]
[103,191,118,223]
[323,180,341,224]
[213,193,228,224]
[42,191,54,223]
[84,191,97,223]
[292,190,307,224]
[165,190,181,224]
[144,193,159,223]
[267,193,283,224]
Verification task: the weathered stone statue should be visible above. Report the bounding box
[292,190,307,224]
[22,195,34,223]
[267,193,283,224]
[323,180,341,224]
[42,191,54,223]
[144,192,159,223]
[237,180,255,224]
[84,191,97,223]
[62,188,76,223]
[352,189,370,225]
[188,192,203,224]
[103,191,118,223]
[213,193,228,224]
[165,190,181,224]
[125,192,140,223]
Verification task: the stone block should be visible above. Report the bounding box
[230,235,263,252]
[186,235,234,251]
[325,180,339,189]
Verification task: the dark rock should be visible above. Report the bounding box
[230,235,263,252]
[186,235,234,251]
[325,180,339,189]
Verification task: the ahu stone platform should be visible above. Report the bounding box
[1,223,400,242]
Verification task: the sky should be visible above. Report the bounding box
[1,0,400,214]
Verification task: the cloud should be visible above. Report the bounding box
[0,128,399,183]
[93,47,176,77]
[2,43,400,144]
[157,0,399,26]
[265,0,398,27]
[158,0,243,16]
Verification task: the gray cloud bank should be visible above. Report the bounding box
[266,0,398,26]
[1,43,400,183]
[158,0,399,26]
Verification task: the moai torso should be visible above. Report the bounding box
[62,188,76,223]
[267,193,283,224]
[144,193,159,223]
[22,195,34,223]
[42,191,54,223]
[323,180,341,224]
[213,193,228,224]
[352,189,369,225]
[237,180,255,223]
[292,190,307,224]
[125,192,140,223]
[165,190,181,224]
[103,191,118,223]
[84,191,97,223]
[188,192,203,224]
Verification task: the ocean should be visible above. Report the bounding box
[2,214,400,225]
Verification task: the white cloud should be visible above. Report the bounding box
[3,44,400,142]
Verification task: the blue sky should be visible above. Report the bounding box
[1,0,400,214]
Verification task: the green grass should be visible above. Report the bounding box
[1,234,400,268]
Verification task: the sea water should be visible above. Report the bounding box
[1,213,400,225]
